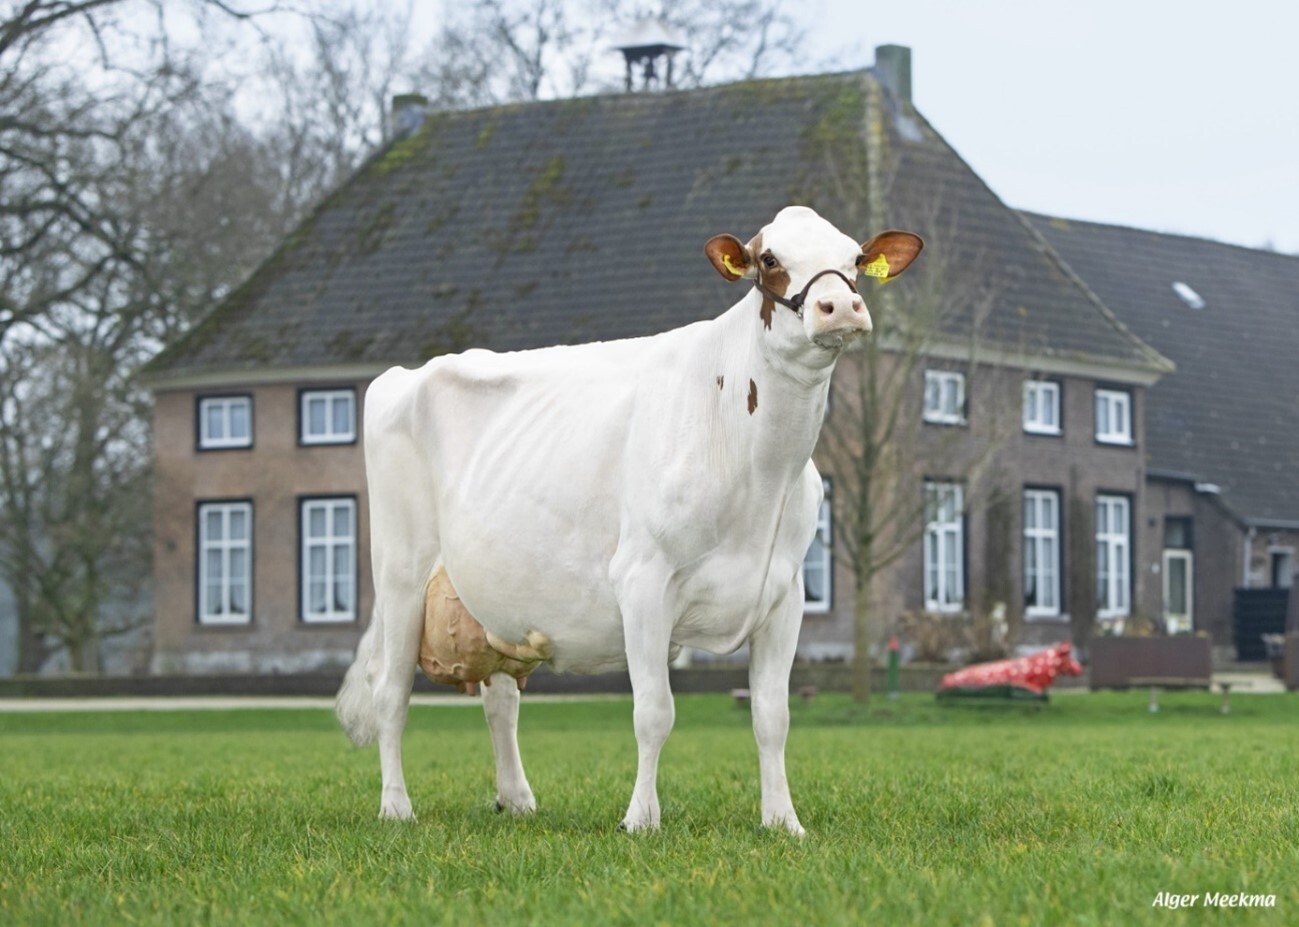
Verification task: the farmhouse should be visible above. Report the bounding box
[144,48,1205,675]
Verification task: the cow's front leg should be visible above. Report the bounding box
[481,671,536,815]
[617,578,676,832]
[749,592,805,836]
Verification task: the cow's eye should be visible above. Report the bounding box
[761,253,779,269]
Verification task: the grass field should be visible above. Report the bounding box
[1,691,1296,926]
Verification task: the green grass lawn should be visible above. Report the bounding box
[1,691,1296,926]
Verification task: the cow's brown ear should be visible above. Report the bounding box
[705,234,755,281]
[858,230,924,282]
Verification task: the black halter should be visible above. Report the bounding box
[753,269,859,320]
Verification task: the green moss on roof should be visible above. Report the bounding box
[374,123,434,176]
[513,156,568,230]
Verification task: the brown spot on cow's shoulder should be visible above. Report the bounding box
[760,300,773,330]
[747,379,758,415]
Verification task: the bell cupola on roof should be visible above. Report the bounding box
[612,18,686,91]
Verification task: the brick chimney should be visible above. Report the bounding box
[875,44,912,105]
[390,93,429,139]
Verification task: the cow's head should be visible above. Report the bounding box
[705,206,923,362]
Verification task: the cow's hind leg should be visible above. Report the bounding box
[371,582,425,820]
[482,672,536,815]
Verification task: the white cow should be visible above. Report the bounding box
[336,206,923,834]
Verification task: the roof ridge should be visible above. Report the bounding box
[1019,211,1299,262]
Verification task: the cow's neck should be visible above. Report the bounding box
[714,291,834,485]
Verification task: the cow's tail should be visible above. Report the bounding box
[335,616,381,747]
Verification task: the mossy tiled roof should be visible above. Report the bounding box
[146,70,1168,381]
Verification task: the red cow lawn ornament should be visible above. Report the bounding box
[937,642,1082,702]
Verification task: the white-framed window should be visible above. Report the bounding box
[802,480,832,614]
[1095,388,1133,445]
[923,370,965,425]
[1023,380,1061,435]
[301,497,357,623]
[1023,489,1061,618]
[198,396,252,449]
[301,389,356,445]
[198,501,252,624]
[923,482,965,612]
[1096,495,1131,619]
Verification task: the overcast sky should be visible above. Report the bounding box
[807,0,1299,253]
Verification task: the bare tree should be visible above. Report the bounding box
[820,215,1014,701]
[416,0,805,107]
[0,1,324,671]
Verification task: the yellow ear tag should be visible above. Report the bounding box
[863,254,891,280]
[721,253,747,278]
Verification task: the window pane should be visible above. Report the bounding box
[206,404,224,441]
[308,398,327,435]
[309,506,327,538]
[1096,397,1110,434]
[228,508,248,541]
[228,401,249,439]
[204,583,223,615]
[309,545,327,581]
[228,549,247,581]
[309,579,327,614]
[333,542,351,576]
[334,575,354,613]
[204,509,223,542]
[205,548,223,584]
[333,503,353,537]
[228,579,248,615]
[333,395,353,435]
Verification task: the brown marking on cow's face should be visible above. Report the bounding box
[747,379,758,415]
[716,375,724,390]
[749,232,790,330]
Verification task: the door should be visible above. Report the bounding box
[1163,549,1193,633]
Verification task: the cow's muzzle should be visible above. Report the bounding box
[753,269,859,321]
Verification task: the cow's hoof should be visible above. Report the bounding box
[618,817,659,833]
[762,814,806,838]
[379,802,416,822]
[495,793,537,816]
